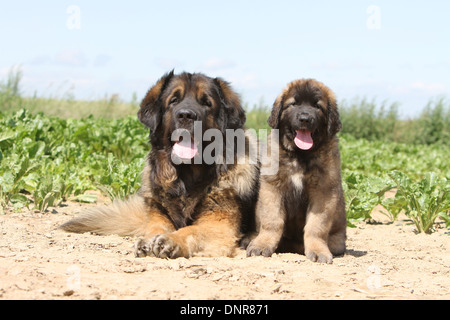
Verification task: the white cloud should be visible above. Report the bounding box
[387,82,447,96]
[154,57,185,70]
[199,58,236,71]
[55,50,88,67]
[311,61,341,70]
[311,60,373,70]
[411,82,446,93]
[27,51,89,67]
[28,55,52,66]
[229,73,259,90]
[93,54,112,67]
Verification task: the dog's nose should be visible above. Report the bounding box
[299,114,312,124]
[176,109,198,121]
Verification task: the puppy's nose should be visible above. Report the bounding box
[176,109,197,121]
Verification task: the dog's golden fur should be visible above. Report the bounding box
[245,79,346,263]
[60,71,260,258]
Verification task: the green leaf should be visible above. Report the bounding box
[28,141,46,158]
[9,194,29,206]
[72,193,98,203]
[0,131,15,143]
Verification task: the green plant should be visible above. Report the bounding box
[342,172,386,227]
[339,97,400,142]
[339,96,450,146]
[96,153,144,200]
[244,98,271,134]
[383,171,450,233]
[1,68,449,233]
[413,97,450,145]
[0,109,147,212]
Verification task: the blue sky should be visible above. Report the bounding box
[1,0,449,117]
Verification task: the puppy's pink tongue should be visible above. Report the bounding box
[172,140,198,159]
[294,130,313,150]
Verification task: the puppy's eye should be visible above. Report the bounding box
[169,96,178,105]
[203,99,212,107]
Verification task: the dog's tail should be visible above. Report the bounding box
[59,195,150,237]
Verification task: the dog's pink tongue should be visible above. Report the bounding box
[294,130,313,150]
[173,140,198,159]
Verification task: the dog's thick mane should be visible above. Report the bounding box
[60,72,259,260]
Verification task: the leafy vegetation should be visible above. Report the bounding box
[0,109,147,212]
[0,66,138,119]
[382,171,449,234]
[0,69,449,233]
[339,96,450,146]
[340,135,449,231]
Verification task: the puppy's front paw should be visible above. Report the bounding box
[305,248,333,264]
[246,239,276,257]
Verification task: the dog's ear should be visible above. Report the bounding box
[138,70,174,131]
[268,90,286,129]
[327,95,342,137]
[214,78,246,129]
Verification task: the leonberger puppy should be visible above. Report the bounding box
[60,71,260,259]
[245,79,346,264]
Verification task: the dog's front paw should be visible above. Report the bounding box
[246,239,276,257]
[135,234,184,259]
[305,248,333,264]
[150,234,183,259]
[134,238,155,258]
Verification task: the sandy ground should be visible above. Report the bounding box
[0,197,449,300]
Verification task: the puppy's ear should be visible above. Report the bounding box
[214,78,246,129]
[268,91,285,129]
[138,70,174,131]
[327,95,342,137]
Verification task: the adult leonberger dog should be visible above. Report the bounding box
[60,71,260,258]
[245,79,346,264]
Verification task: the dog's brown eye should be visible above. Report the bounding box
[169,96,178,105]
[286,102,295,108]
[203,99,212,107]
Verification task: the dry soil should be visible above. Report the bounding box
[1,197,449,300]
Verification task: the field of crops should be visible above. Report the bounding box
[0,106,449,233]
[1,70,449,233]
